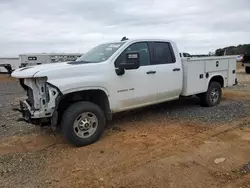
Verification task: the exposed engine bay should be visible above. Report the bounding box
[18,77,60,123]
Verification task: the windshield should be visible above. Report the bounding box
[76,42,125,63]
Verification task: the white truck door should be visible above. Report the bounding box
[148,42,182,102]
[112,42,158,112]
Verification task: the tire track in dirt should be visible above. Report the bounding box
[41,117,250,188]
[43,123,213,187]
[0,121,249,187]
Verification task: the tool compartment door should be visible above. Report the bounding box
[181,60,206,96]
[205,59,228,72]
[227,58,237,87]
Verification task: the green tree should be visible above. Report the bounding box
[215,44,250,56]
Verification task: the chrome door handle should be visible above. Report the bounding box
[146,71,156,74]
[173,68,181,72]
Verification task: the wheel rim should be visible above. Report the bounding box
[73,112,98,138]
[210,88,219,104]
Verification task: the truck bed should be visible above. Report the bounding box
[181,56,237,96]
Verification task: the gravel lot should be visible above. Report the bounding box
[1,75,250,138]
[0,79,35,138]
[1,66,250,188]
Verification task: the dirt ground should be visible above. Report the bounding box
[1,63,250,188]
[0,74,17,83]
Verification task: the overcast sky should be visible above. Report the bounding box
[0,0,250,57]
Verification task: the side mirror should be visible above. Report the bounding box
[118,52,140,70]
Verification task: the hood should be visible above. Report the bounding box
[11,61,109,81]
[11,62,71,78]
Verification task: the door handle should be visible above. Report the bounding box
[146,71,156,74]
[173,68,181,72]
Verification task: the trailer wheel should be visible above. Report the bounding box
[61,101,106,147]
[200,82,222,107]
[245,67,250,74]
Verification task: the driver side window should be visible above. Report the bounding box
[115,42,151,67]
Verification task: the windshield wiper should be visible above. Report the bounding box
[67,61,92,64]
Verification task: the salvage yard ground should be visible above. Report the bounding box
[1,63,250,188]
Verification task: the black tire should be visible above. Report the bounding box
[200,82,222,107]
[196,93,204,98]
[245,67,250,74]
[61,101,106,147]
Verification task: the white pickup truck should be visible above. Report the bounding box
[11,39,237,146]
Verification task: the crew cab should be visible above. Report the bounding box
[11,39,237,147]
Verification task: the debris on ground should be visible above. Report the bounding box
[214,158,227,164]
[239,162,250,175]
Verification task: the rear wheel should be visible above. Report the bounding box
[199,82,222,107]
[245,67,250,74]
[61,101,106,147]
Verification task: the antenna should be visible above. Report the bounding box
[121,36,129,41]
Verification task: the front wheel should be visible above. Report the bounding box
[199,82,222,107]
[61,101,106,147]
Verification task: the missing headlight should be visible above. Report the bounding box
[45,83,50,103]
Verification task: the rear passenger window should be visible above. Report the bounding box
[150,42,176,64]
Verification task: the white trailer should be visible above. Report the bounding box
[19,53,83,67]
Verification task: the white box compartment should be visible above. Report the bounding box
[181,56,237,96]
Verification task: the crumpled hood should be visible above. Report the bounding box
[11,61,109,84]
[11,62,71,78]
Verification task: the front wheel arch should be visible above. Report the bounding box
[56,89,112,126]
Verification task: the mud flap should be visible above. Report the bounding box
[234,78,238,86]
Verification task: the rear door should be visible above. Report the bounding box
[148,42,182,102]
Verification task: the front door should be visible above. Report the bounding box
[111,42,158,112]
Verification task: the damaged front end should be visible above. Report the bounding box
[15,77,61,127]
